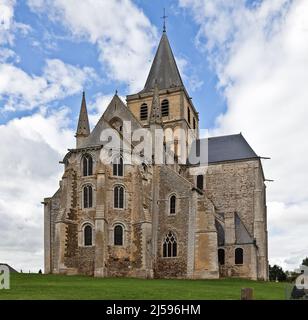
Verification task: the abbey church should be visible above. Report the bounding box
[43,30,269,280]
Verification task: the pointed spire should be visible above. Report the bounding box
[76,91,90,138]
[150,80,161,125]
[141,32,184,93]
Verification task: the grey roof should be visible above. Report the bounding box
[215,220,225,246]
[0,263,18,273]
[208,134,258,163]
[235,213,254,244]
[214,213,254,246]
[188,133,258,165]
[140,32,184,93]
[76,92,90,137]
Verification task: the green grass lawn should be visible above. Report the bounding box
[0,273,287,300]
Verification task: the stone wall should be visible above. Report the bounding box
[154,166,192,278]
[45,144,267,280]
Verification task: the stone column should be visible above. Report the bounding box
[43,198,51,274]
[55,219,66,272]
[253,162,268,280]
[151,165,160,262]
[94,168,106,277]
[224,211,235,245]
[187,191,196,278]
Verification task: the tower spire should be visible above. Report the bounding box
[140,31,183,93]
[75,91,90,147]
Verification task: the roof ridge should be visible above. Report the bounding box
[207,133,241,139]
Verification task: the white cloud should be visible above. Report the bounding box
[27,0,158,93]
[179,0,308,270]
[0,47,18,62]
[0,0,15,45]
[0,59,97,111]
[0,108,74,271]
[87,92,127,128]
[0,0,31,46]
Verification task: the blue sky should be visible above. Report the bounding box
[0,0,225,130]
[0,0,308,272]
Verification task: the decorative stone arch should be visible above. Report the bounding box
[78,150,96,177]
[112,153,124,177]
[79,221,95,247]
[162,230,178,258]
[112,183,126,209]
[109,221,128,247]
[167,192,178,215]
[81,182,96,209]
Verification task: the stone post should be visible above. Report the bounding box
[43,198,51,274]
[94,168,106,277]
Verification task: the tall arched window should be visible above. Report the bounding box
[114,185,124,209]
[169,195,176,214]
[161,99,169,117]
[163,231,177,257]
[187,107,191,124]
[83,154,93,176]
[193,118,196,129]
[84,225,93,246]
[113,156,124,177]
[140,103,148,120]
[83,185,93,208]
[235,248,244,265]
[218,248,225,265]
[114,225,123,245]
[197,175,204,190]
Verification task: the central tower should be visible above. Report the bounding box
[126,31,199,151]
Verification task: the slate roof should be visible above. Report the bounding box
[0,263,18,273]
[189,133,259,165]
[140,32,184,93]
[235,213,254,244]
[215,213,254,246]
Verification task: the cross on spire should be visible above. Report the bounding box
[161,8,168,32]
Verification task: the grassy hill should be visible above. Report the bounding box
[0,273,286,300]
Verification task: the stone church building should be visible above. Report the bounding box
[43,30,269,280]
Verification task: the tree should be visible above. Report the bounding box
[269,264,287,281]
[302,257,308,267]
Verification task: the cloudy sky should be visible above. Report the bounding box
[0,0,307,272]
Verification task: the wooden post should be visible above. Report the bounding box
[241,288,254,300]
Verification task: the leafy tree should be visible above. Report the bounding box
[269,264,287,281]
[302,257,308,267]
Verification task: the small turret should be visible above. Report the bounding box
[75,91,90,148]
[149,80,162,125]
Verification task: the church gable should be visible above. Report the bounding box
[82,94,143,147]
